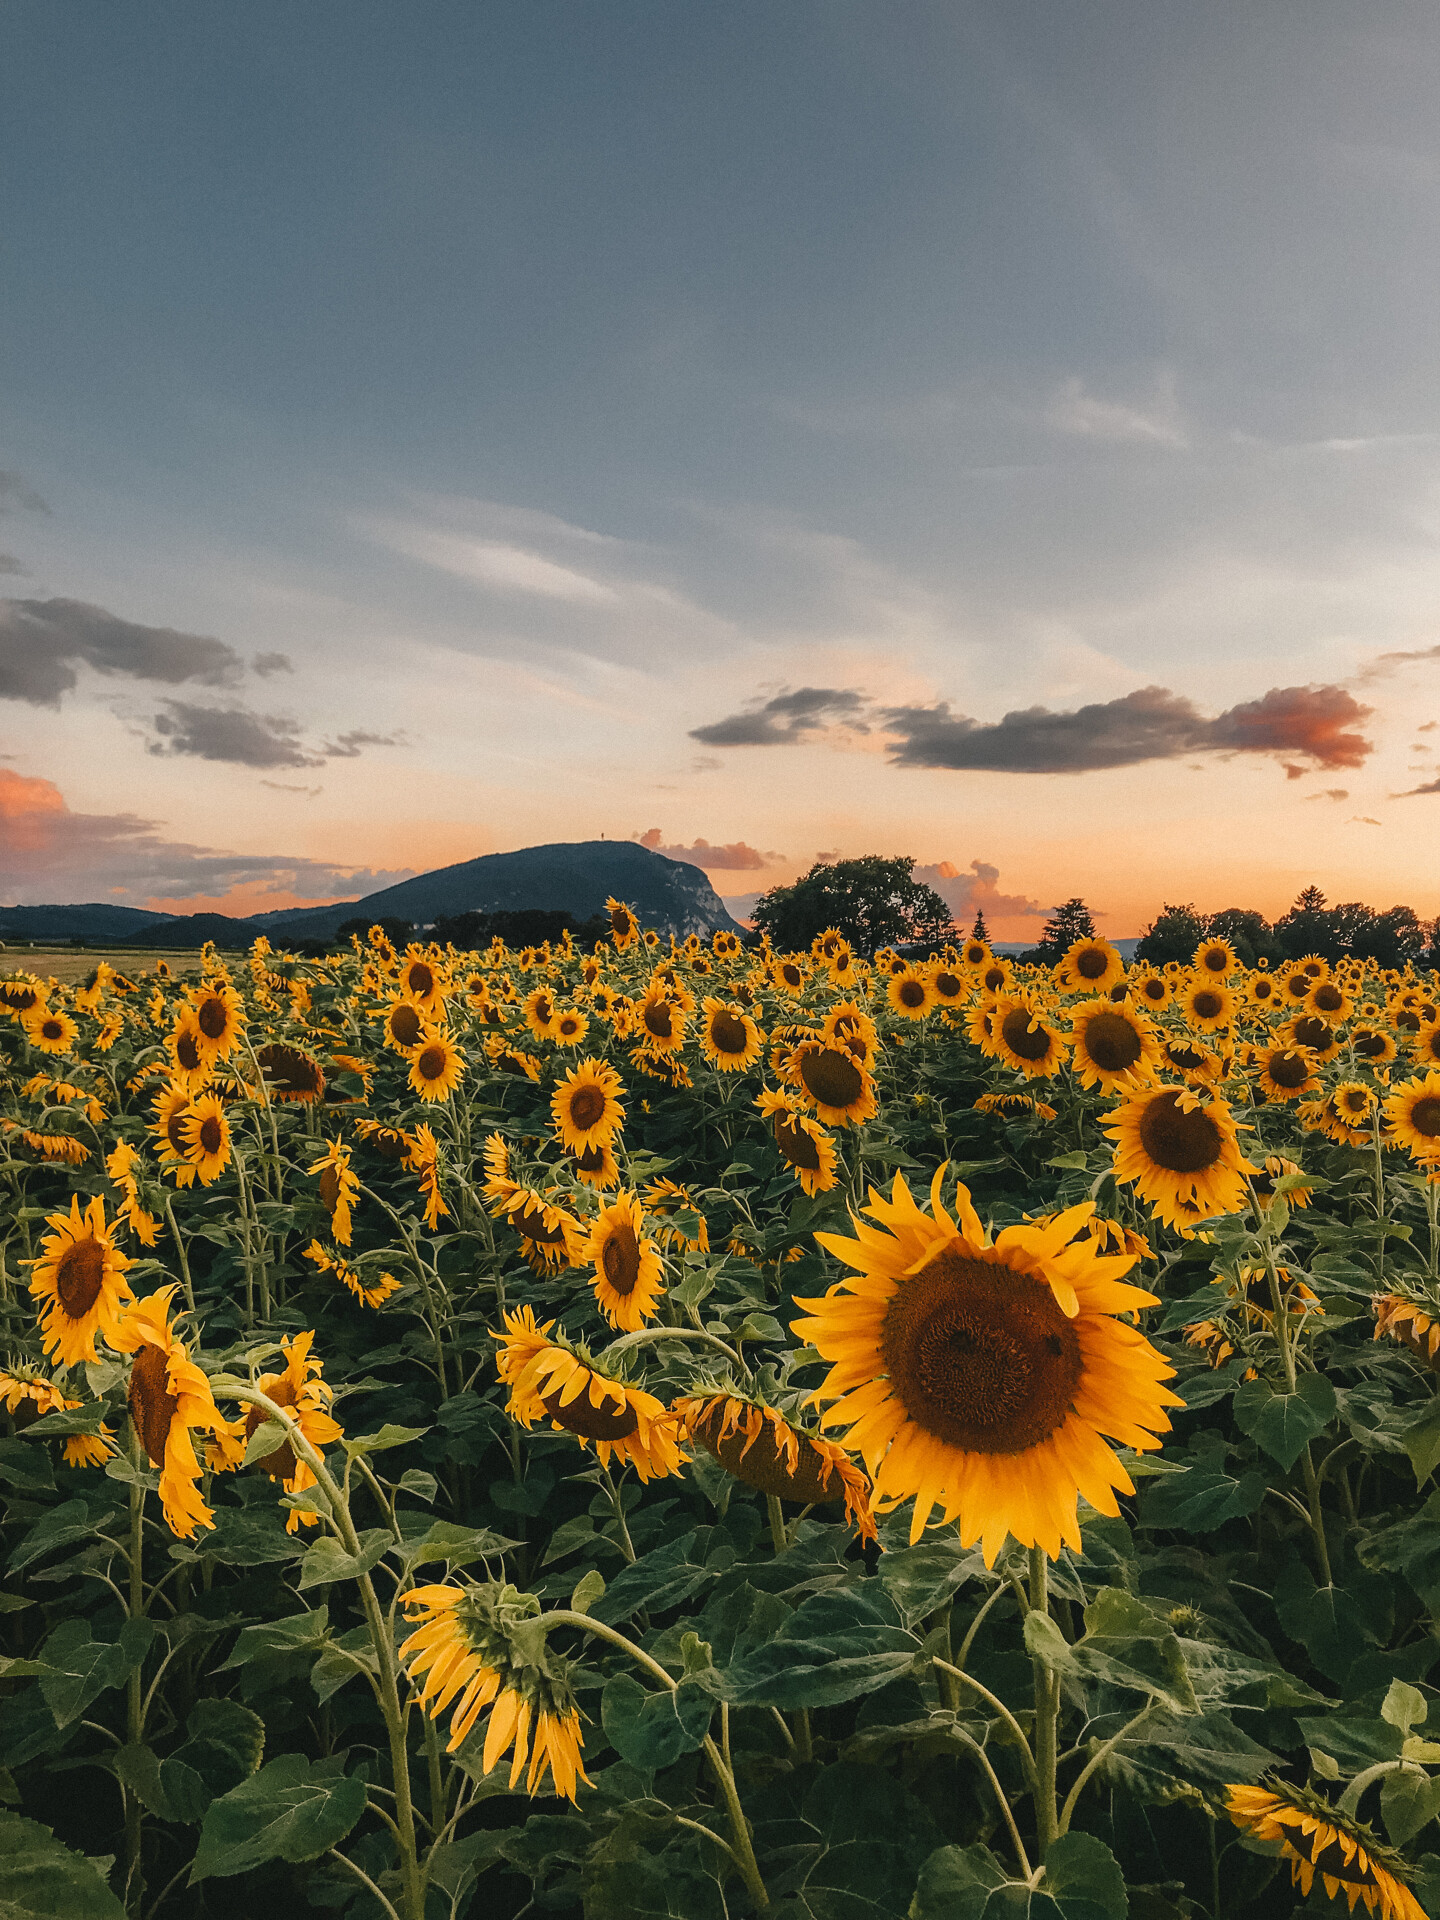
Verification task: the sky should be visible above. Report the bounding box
[5,2,1440,938]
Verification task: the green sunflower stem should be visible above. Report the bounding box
[162,1194,196,1318]
[766,1494,788,1555]
[1028,1547,1060,1856]
[124,1424,146,1914]
[1426,1177,1440,1283]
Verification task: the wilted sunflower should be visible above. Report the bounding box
[409,1031,465,1103]
[104,1141,161,1247]
[22,1007,78,1056]
[254,1042,326,1104]
[488,1178,586,1272]
[700,997,764,1071]
[788,1038,878,1126]
[309,1138,360,1245]
[382,997,426,1055]
[1068,999,1162,1093]
[188,981,245,1061]
[242,1331,344,1530]
[675,1388,876,1539]
[641,1176,709,1252]
[354,1115,413,1161]
[1058,937,1124,994]
[400,1583,590,1797]
[551,1057,625,1154]
[1193,937,1237,978]
[485,1033,542,1081]
[1181,978,1236,1033]
[1374,1291,1440,1368]
[28,1194,135,1366]
[586,1192,665,1330]
[1224,1782,1425,1920]
[1385,1071,1440,1163]
[1252,1043,1319,1103]
[756,1086,839,1196]
[991,995,1068,1080]
[303,1240,402,1309]
[0,976,44,1017]
[887,969,936,1021]
[177,1094,233,1186]
[493,1306,685,1479]
[1104,1087,1253,1230]
[112,1287,229,1539]
[794,1169,1179,1561]
[1249,1154,1313,1210]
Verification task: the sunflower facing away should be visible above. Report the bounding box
[793,1169,1179,1562]
[674,1388,876,1540]
[254,1042,326,1104]
[105,1140,161,1247]
[400,1582,589,1797]
[1224,1782,1425,1920]
[112,1286,230,1539]
[1103,1086,1254,1231]
[242,1331,345,1530]
[1374,1290,1440,1369]
[303,1239,402,1310]
[28,1194,136,1367]
[756,1086,839,1196]
[551,1058,625,1154]
[641,1177,710,1252]
[0,1366,115,1468]
[586,1192,666,1330]
[493,1305,685,1480]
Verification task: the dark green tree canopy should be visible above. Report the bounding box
[1135,889,1433,971]
[970,907,991,945]
[1023,898,1097,966]
[750,855,954,954]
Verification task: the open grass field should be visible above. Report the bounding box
[3,917,1440,1918]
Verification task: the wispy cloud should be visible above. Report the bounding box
[1047,372,1188,449]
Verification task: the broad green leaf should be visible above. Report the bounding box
[395,1520,517,1571]
[718,1588,918,1710]
[192,1505,303,1566]
[570,1568,605,1616]
[395,1468,437,1504]
[1026,1589,1196,1715]
[10,1500,117,1574]
[340,1423,429,1458]
[240,1421,289,1470]
[295,1529,390,1590]
[190,1754,365,1881]
[1137,1460,1266,1533]
[310,1631,378,1705]
[1273,1559,1383,1688]
[1384,1680,1429,1733]
[168,1699,266,1809]
[218,1608,330,1673]
[38,1619,153,1730]
[1403,1401,1440,1489]
[878,1537,987,1626]
[1232,1373,1336,1470]
[600,1673,713,1769]
[590,1531,720,1625]
[0,1811,126,1918]
[1382,1767,1440,1847]
[17,1404,111,1439]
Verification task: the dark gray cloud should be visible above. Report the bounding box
[1396,777,1440,797]
[0,472,50,516]
[149,702,319,770]
[0,555,24,577]
[0,597,244,707]
[689,685,868,746]
[252,651,293,677]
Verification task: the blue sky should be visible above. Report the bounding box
[4,2,1440,932]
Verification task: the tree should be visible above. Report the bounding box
[1206,908,1281,968]
[1134,903,1209,968]
[970,908,991,946]
[1023,898,1097,967]
[750,856,955,955]
[1347,904,1428,970]
[337,916,413,944]
[1274,886,1337,963]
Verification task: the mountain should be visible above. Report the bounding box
[137,913,272,948]
[0,902,169,944]
[259,841,744,941]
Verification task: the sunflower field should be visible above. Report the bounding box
[6,915,1440,1919]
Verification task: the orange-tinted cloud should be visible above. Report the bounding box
[915,858,1046,934]
[638,828,777,870]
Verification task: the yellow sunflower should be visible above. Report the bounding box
[1181,978,1236,1033]
[409,1124,450,1230]
[756,1087,840,1196]
[793,1169,1179,1562]
[771,956,809,997]
[929,963,967,1006]
[0,1367,116,1468]
[302,1240,402,1309]
[492,1306,685,1480]
[382,996,426,1055]
[1127,973,1169,1013]
[990,995,1068,1080]
[105,1141,161,1247]
[309,1138,360,1245]
[1068,999,1162,1092]
[960,938,992,970]
[27,1194,135,1366]
[787,1038,878,1126]
[1385,1072,1440,1163]
[605,897,639,949]
[675,1390,876,1539]
[974,1091,1058,1122]
[1193,937,1237,978]
[823,1000,881,1072]
[409,1031,466,1103]
[1283,1013,1342,1064]
[243,1331,345,1531]
[642,1177,709,1251]
[400,950,449,1016]
[552,1058,625,1152]
[488,1182,587,1272]
[886,969,935,1021]
[0,976,44,1017]
[635,986,687,1055]
[1058,937,1124,994]
[22,1007,78,1056]
[188,981,245,1061]
[1307,977,1353,1023]
[1247,972,1282,1010]
[569,1139,620,1190]
[1224,1783,1425,1920]
[177,1094,233,1186]
[1103,1087,1254,1230]
[1158,1035,1221,1084]
[1316,1080,1378,1145]
[1251,1043,1319,1103]
[400,1584,590,1797]
[112,1287,230,1539]
[1351,1023,1398,1065]
[166,1012,209,1081]
[586,1193,666,1330]
[1249,1154,1313,1209]
[522,986,559,1042]
[700,997,764,1071]
[1409,1018,1440,1071]
[550,1007,590,1048]
[254,1042,326,1104]
[1374,1292,1440,1368]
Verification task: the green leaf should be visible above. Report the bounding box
[17,1404,110,1439]
[718,1588,918,1710]
[570,1568,605,1616]
[1039,1832,1128,1919]
[395,1520,517,1571]
[1403,1401,1440,1489]
[310,1631,378,1706]
[10,1500,115,1574]
[1137,1459,1266,1534]
[190,1754,365,1881]
[193,1505,303,1566]
[1384,1680,1429,1733]
[1025,1589,1196,1715]
[341,1423,429,1458]
[38,1619,153,1730]
[878,1537,987,1626]
[111,1745,174,1820]
[600,1673,713,1769]
[295,1529,390,1590]
[910,1842,1010,1919]
[218,1608,330,1673]
[1232,1373,1336,1470]
[1273,1559,1381,1688]
[395,1468,437,1504]
[0,1810,126,1917]
[1382,1767,1440,1847]
[168,1699,266,1809]
[240,1421,289,1469]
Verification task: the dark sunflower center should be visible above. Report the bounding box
[574,1142,608,1173]
[516,1201,566,1244]
[245,1379,300,1479]
[390,1004,422,1046]
[199,1116,224,1155]
[1411,1096,1440,1139]
[1292,1016,1332,1051]
[880,1251,1082,1454]
[129,1344,178,1467]
[1075,949,1108,979]
[601,1220,641,1294]
[774,1115,822,1170]
[1340,1089,1369,1114]
[568,1086,607,1130]
[982,966,1006,991]
[709,1011,749,1053]
[257,1045,323,1099]
[1284,975,1311,1000]
[934,971,962,998]
[1312,984,1344,1012]
[1191,990,1224,1021]
[1001,1009,1053,1062]
[964,945,986,965]
[799,1047,864,1108]
[1396,1009,1422,1031]
[897,981,926,1009]
[197,998,228,1039]
[1422,1033,1440,1063]
[42,1020,63,1041]
[408,963,435,997]
[373,1129,407,1160]
[540,1377,638,1440]
[417,1045,448,1081]
[1254,980,1275,1000]
[782,965,802,987]
[1267,1050,1310,1090]
[176,1031,203,1071]
[166,1107,190,1155]
[1082,1011,1142,1072]
[1137,1092,1223,1173]
[1142,979,1167,1001]
[56,1237,105,1319]
[1201,949,1227,973]
[643,1003,674,1040]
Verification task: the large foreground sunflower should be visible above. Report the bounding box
[28,1194,135,1366]
[112,1287,229,1539]
[1224,1783,1425,1920]
[793,1169,1179,1562]
[586,1193,666,1330]
[1103,1087,1253,1230]
[492,1306,684,1480]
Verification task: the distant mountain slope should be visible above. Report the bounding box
[0,903,168,943]
[258,841,744,940]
